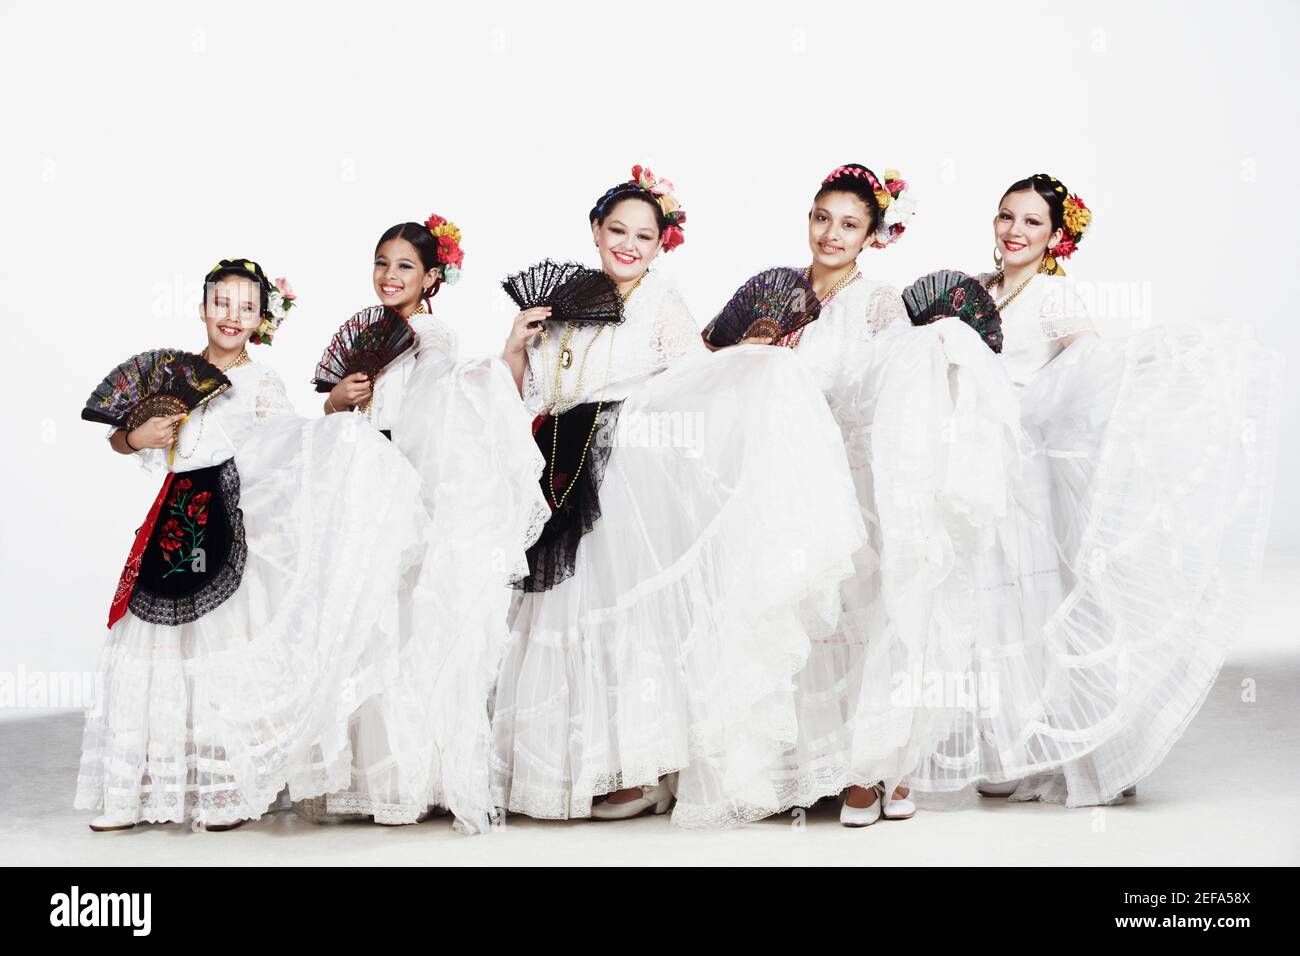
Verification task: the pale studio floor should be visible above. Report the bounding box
[4,560,1297,867]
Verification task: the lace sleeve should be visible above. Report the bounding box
[864,283,908,341]
[107,425,165,473]
[521,351,542,411]
[652,284,706,365]
[1039,279,1094,340]
[253,369,296,424]
[412,314,458,362]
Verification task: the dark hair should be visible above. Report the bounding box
[204,258,270,315]
[999,173,1069,233]
[375,222,444,299]
[814,163,883,234]
[589,183,667,235]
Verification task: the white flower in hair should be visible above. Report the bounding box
[268,289,288,320]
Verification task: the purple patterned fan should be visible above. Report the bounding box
[82,349,231,429]
[704,267,821,348]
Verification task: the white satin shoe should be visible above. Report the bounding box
[839,784,884,827]
[590,776,676,820]
[882,786,916,820]
[88,814,137,832]
[976,779,1022,797]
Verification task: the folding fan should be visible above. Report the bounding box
[312,306,416,392]
[501,259,624,325]
[901,270,1004,353]
[81,349,231,429]
[704,267,821,348]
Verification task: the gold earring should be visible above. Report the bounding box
[993,245,1003,271]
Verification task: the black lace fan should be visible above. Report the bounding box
[312,306,416,392]
[501,259,624,325]
[705,267,821,348]
[902,270,1004,353]
[81,349,232,429]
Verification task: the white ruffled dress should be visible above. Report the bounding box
[75,361,430,826]
[910,273,1283,805]
[490,268,868,826]
[765,275,1023,807]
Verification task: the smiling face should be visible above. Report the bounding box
[374,237,436,313]
[592,196,662,284]
[994,189,1064,271]
[808,191,874,270]
[201,275,260,351]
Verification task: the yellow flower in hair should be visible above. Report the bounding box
[884,168,901,182]
[874,189,891,209]
[658,192,680,215]
[431,223,462,243]
[1062,197,1092,236]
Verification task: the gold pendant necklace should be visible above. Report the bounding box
[987,271,1036,312]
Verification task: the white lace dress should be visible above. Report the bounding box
[766,275,1023,807]
[491,268,868,825]
[75,362,430,826]
[313,310,549,832]
[910,273,1283,805]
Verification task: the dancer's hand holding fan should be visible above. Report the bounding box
[901,270,1004,353]
[703,267,822,348]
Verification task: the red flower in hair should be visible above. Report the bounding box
[1051,234,1078,259]
[438,235,464,267]
[661,224,685,253]
[425,213,447,230]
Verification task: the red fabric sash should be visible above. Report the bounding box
[107,472,174,630]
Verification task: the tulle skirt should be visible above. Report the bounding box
[316,353,549,831]
[911,320,1283,805]
[490,345,868,827]
[75,414,429,826]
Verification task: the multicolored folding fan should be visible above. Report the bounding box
[705,267,821,347]
[501,259,624,325]
[81,349,232,429]
[312,306,416,392]
[901,270,1004,353]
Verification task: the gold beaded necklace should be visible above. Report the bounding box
[544,274,639,510]
[780,266,861,348]
[359,301,426,423]
[175,346,250,461]
[985,270,1037,313]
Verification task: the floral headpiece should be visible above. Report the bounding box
[591,165,687,252]
[422,212,465,292]
[821,164,916,249]
[1032,173,1091,275]
[203,258,296,346]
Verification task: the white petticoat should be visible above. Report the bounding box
[75,414,429,826]
[911,320,1283,805]
[490,345,868,827]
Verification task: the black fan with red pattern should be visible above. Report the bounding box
[901,270,1003,353]
[312,306,416,392]
[704,267,821,347]
[81,348,232,429]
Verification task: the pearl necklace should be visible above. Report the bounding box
[175,347,250,460]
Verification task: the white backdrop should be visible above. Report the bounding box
[2,0,1296,681]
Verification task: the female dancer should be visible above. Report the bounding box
[77,258,429,830]
[311,219,547,831]
[910,173,1282,805]
[710,163,1023,826]
[493,166,867,825]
